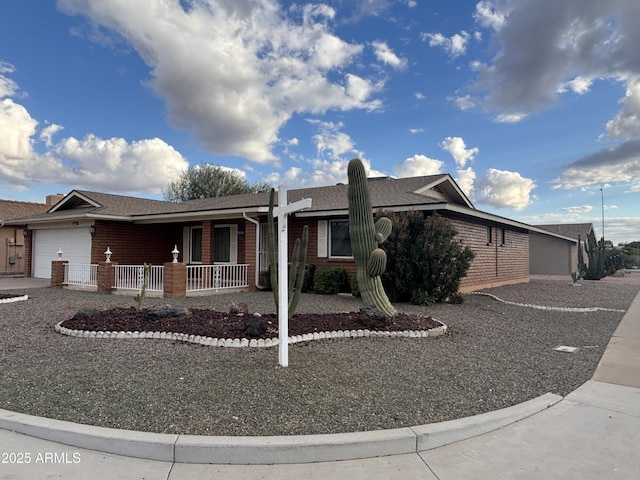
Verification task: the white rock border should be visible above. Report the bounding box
[54,319,448,348]
[0,294,28,304]
[468,291,625,313]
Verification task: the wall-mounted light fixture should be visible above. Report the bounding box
[57,248,63,259]
[89,225,96,236]
[23,228,28,237]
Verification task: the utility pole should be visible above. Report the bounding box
[600,187,605,243]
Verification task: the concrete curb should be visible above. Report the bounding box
[0,393,561,465]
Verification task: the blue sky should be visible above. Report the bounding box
[1,0,638,244]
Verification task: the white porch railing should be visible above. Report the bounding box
[186,264,249,293]
[113,265,164,292]
[64,264,98,288]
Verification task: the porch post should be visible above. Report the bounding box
[50,260,68,288]
[97,261,117,294]
[245,219,257,291]
[202,220,213,264]
[163,261,186,298]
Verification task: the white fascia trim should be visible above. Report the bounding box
[132,207,269,224]
[440,204,577,243]
[48,191,102,213]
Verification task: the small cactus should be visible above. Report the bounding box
[134,263,149,311]
[347,158,396,317]
[267,188,309,318]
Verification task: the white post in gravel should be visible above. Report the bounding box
[273,185,312,367]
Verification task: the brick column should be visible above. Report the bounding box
[163,262,186,298]
[97,261,117,294]
[50,260,68,288]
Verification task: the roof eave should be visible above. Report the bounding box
[132,206,270,223]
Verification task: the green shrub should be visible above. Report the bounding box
[381,211,474,305]
[313,267,348,295]
[350,274,360,297]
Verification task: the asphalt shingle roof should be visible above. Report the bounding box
[535,223,595,241]
[0,200,49,221]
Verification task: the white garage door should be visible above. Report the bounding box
[32,228,92,279]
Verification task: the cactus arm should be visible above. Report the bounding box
[289,238,301,294]
[374,217,392,244]
[288,225,308,317]
[367,248,387,277]
[347,158,396,317]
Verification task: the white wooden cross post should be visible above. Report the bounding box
[273,185,312,367]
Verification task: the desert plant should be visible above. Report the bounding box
[134,263,150,311]
[382,211,474,305]
[267,188,309,317]
[579,232,605,280]
[570,271,583,285]
[313,267,348,295]
[347,158,396,317]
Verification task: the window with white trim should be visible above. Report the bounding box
[329,220,352,258]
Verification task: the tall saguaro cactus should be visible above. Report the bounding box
[347,158,396,317]
[268,188,309,318]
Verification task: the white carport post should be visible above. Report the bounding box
[273,185,312,367]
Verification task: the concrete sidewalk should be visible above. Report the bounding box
[1,287,639,479]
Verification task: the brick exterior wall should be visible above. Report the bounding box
[91,220,183,265]
[448,217,529,291]
[23,231,33,278]
[287,213,529,293]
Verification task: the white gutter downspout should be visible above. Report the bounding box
[242,212,268,290]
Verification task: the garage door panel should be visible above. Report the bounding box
[33,228,92,278]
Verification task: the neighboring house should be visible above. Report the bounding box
[530,223,595,275]
[6,175,575,293]
[0,196,59,275]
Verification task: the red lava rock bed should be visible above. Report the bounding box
[60,307,441,341]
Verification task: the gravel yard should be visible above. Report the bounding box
[0,274,638,436]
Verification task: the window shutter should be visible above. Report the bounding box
[317,220,328,258]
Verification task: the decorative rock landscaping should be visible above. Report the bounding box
[54,319,448,348]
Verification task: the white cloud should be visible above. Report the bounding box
[394,154,444,177]
[59,0,382,164]
[605,77,640,140]
[0,70,189,193]
[40,123,64,148]
[562,205,594,213]
[473,1,508,31]
[308,120,359,161]
[422,31,470,58]
[0,99,38,166]
[415,92,426,100]
[451,94,476,111]
[494,112,528,123]
[455,167,477,199]
[477,168,536,211]
[0,62,18,98]
[409,128,424,134]
[470,0,640,116]
[552,139,640,190]
[372,41,407,70]
[54,135,189,193]
[440,136,478,168]
[558,76,594,95]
